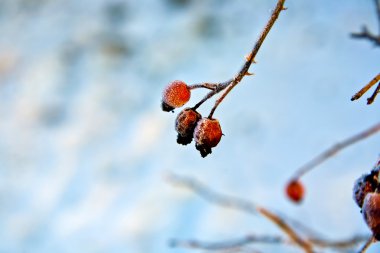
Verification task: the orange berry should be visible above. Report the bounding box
[175,108,201,145]
[193,118,222,157]
[162,80,191,112]
[362,192,380,240]
[286,180,304,203]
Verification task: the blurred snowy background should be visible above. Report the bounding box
[0,0,379,252]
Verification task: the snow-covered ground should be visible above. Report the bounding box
[0,0,379,252]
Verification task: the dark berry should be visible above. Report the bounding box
[193,118,222,157]
[362,192,380,240]
[162,80,191,112]
[353,173,377,208]
[285,180,304,203]
[175,108,201,145]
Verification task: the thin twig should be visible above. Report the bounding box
[367,80,380,104]
[192,79,233,110]
[351,27,380,46]
[351,73,380,103]
[310,235,369,249]
[169,234,369,251]
[375,0,380,35]
[256,207,314,253]
[357,236,374,253]
[169,235,287,250]
[208,0,286,118]
[291,121,380,179]
[165,172,258,214]
[189,83,219,90]
[166,172,314,253]
[351,0,380,46]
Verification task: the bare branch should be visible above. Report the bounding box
[375,0,380,34]
[291,121,380,179]
[351,27,380,46]
[192,79,233,110]
[357,236,375,253]
[165,172,258,214]
[169,234,369,251]
[256,208,314,253]
[208,0,286,118]
[166,172,314,253]
[169,235,288,251]
[310,235,369,249]
[351,73,380,103]
[351,1,380,46]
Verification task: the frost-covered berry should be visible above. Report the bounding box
[285,179,304,204]
[362,192,380,240]
[353,173,377,208]
[175,108,201,145]
[193,118,222,157]
[162,80,191,112]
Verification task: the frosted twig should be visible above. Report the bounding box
[208,0,286,118]
[291,121,380,179]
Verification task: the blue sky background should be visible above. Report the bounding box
[0,0,379,252]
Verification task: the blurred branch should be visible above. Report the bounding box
[169,234,287,251]
[166,172,313,253]
[351,0,380,46]
[357,236,374,253]
[351,26,380,46]
[291,121,380,180]
[169,234,369,251]
[166,173,369,252]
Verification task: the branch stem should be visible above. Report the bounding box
[357,236,374,253]
[351,73,380,102]
[208,0,286,118]
[292,121,380,179]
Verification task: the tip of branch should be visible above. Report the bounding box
[282,7,288,11]
[367,97,374,105]
[245,72,255,76]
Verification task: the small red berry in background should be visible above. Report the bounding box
[194,118,223,157]
[362,192,380,240]
[162,80,191,112]
[175,108,202,145]
[286,179,305,203]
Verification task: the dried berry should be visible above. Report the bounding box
[285,179,304,203]
[362,192,380,240]
[175,108,201,145]
[162,80,191,112]
[353,173,377,208]
[193,118,222,157]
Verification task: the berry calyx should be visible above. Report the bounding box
[162,80,191,112]
[285,179,304,204]
[362,192,380,240]
[193,118,222,157]
[175,108,202,145]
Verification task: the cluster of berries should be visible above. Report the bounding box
[353,162,380,240]
[161,80,223,157]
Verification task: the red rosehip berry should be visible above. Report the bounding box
[175,108,202,145]
[285,180,304,203]
[162,80,191,112]
[362,192,380,240]
[353,173,377,208]
[193,118,222,157]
